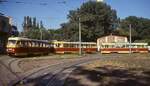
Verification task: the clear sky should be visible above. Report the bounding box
[0,0,150,31]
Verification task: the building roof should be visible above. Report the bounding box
[97,35,127,40]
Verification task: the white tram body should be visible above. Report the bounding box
[100,42,148,54]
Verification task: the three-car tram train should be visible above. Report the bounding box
[6,37,149,56]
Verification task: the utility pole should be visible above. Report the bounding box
[129,24,132,54]
[40,29,42,40]
[79,17,82,55]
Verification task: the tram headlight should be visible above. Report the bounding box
[12,49,15,52]
[7,48,15,52]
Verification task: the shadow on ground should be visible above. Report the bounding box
[14,65,150,86]
[14,72,63,86]
[64,66,150,86]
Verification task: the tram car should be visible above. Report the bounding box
[51,40,97,54]
[6,37,51,56]
[99,43,148,54]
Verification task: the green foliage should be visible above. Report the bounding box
[22,16,49,40]
[59,1,118,42]
[116,16,150,42]
[11,25,19,37]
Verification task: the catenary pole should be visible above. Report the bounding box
[79,17,82,55]
[129,24,132,54]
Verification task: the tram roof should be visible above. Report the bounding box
[51,41,96,44]
[101,42,148,45]
[8,37,48,43]
[8,37,30,41]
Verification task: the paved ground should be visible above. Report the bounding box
[0,54,103,86]
[0,56,20,86]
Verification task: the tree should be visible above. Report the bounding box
[11,25,19,37]
[60,1,118,42]
[116,16,150,42]
[33,17,36,28]
[22,16,50,40]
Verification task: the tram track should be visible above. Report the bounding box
[0,57,20,86]
[13,54,101,86]
[46,57,101,86]
[12,60,78,86]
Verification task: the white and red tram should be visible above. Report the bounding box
[51,41,97,54]
[99,43,148,54]
[7,37,51,56]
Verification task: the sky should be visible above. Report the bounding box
[0,0,150,31]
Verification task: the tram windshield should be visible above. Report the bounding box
[7,40,17,46]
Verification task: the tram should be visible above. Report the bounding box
[7,37,50,56]
[51,41,97,54]
[100,43,148,54]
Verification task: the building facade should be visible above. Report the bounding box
[0,15,11,53]
[97,35,128,51]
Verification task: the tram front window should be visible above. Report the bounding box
[7,40,16,46]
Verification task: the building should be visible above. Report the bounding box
[0,15,11,53]
[97,35,128,51]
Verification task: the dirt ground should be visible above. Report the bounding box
[64,54,150,86]
[18,54,82,72]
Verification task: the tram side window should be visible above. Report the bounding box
[38,42,40,47]
[32,42,36,47]
[22,41,28,47]
[42,43,45,47]
[41,42,44,47]
[92,44,96,48]
[90,44,93,48]
[57,43,63,48]
[84,44,88,48]
[19,41,25,47]
[87,44,90,48]
[82,44,86,48]
[138,45,142,48]
[46,43,49,48]
[105,45,108,48]
[64,44,69,48]
[16,41,22,47]
[55,43,59,47]
[28,41,32,47]
[35,42,39,47]
[43,43,45,47]
[39,42,42,47]
[75,44,78,48]
[91,44,94,48]
[70,44,74,48]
